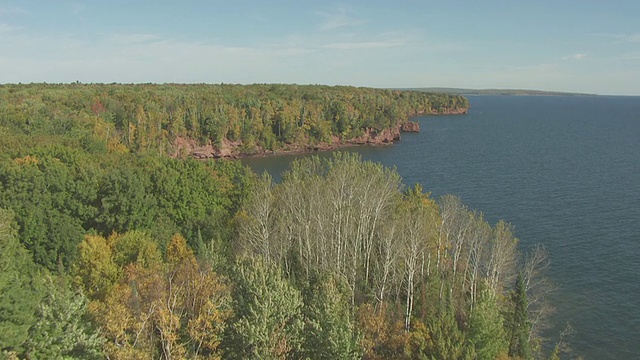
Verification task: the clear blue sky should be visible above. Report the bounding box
[1,1,639,95]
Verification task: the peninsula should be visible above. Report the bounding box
[0,83,469,160]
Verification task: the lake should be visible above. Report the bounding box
[242,95,640,359]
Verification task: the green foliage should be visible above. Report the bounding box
[206,159,256,215]
[467,287,509,360]
[0,152,96,269]
[0,141,254,271]
[224,256,304,359]
[0,86,561,358]
[301,273,362,359]
[74,234,120,300]
[426,302,475,360]
[509,272,532,359]
[0,209,43,356]
[149,157,231,244]
[94,165,158,235]
[0,83,469,157]
[236,153,556,358]
[25,276,105,360]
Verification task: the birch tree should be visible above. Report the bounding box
[485,220,518,296]
[237,172,276,261]
[523,244,555,355]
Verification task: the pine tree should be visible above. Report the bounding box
[301,272,362,359]
[224,256,303,359]
[426,301,475,360]
[467,287,508,360]
[25,276,104,359]
[508,272,531,359]
[0,209,43,357]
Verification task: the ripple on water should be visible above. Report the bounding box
[243,96,640,359]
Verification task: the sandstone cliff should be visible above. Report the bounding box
[176,105,468,160]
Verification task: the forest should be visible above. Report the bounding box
[0,83,468,158]
[0,84,565,359]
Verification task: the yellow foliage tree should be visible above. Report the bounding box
[83,232,231,360]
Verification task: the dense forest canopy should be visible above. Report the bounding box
[0,84,569,359]
[0,83,469,158]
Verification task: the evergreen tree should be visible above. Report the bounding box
[301,273,362,359]
[0,209,43,357]
[508,272,531,359]
[467,287,508,360]
[25,276,104,360]
[224,256,303,359]
[426,302,475,360]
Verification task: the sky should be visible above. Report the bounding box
[1,1,639,95]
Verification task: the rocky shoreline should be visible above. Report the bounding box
[175,107,467,160]
[174,121,414,160]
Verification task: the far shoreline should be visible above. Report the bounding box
[398,87,598,97]
[186,111,468,161]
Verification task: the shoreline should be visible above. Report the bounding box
[229,141,396,160]
[186,132,400,161]
[180,108,469,161]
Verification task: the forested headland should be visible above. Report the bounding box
[0,84,566,359]
[0,83,468,159]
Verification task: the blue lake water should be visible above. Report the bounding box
[242,95,640,359]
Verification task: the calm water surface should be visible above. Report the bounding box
[242,96,640,359]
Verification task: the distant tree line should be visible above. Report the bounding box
[0,83,469,156]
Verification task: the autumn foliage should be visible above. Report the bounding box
[0,84,566,359]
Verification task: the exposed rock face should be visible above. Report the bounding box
[175,108,472,160]
[350,127,401,145]
[176,123,416,160]
[173,137,240,159]
[433,107,468,115]
[401,121,420,132]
